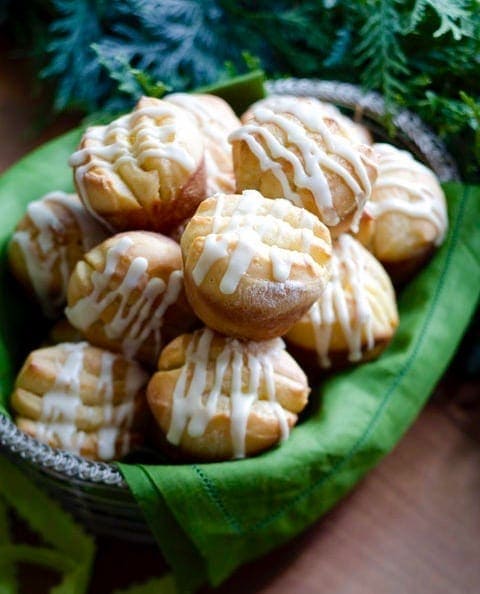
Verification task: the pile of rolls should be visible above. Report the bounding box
[8,91,448,461]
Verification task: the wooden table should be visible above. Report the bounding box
[1,43,479,594]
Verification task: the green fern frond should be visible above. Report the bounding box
[3,0,480,179]
[355,0,409,100]
[406,0,473,40]
[40,0,108,111]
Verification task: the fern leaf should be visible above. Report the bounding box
[428,0,473,40]
[355,0,409,101]
[406,0,473,40]
[404,0,428,33]
[40,0,108,111]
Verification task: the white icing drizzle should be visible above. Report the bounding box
[248,96,371,146]
[229,96,375,227]
[306,234,388,367]
[370,144,448,245]
[65,235,183,360]
[191,190,322,294]
[35,343,147,459]
[68,102,199,226]
[165,93,238,194]
[10,192,107,318]
[167,329,290,459]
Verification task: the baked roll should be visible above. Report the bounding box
[230,95,378,237]
[147,327,310,460]
[66,231,197,366]
[181,190,332,341]
[286,234,398,370]
[354,143,448,282]
[165,93,240,194]
[11,342,149,461]
[69,96,207,233]
[8,191,108,318]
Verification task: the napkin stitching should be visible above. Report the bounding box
[190,184,470,536]
[192,466,242,533]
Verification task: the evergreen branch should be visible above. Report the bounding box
[406,0,473,40]
[355,0,409,101]
[3,0,480,179]
[40,0,108,111]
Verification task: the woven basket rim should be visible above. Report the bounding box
[0,78,460,490]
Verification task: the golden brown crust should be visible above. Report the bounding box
[11,342,150,461]
[181,191,332,340]
[66,231,198,366]
[147,328,309,460]
[70,96,208,233]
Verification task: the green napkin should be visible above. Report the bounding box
[118,183,480,591]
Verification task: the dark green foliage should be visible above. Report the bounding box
[2,0,480,179]
[355,0,410,98]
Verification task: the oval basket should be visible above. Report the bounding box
[0,79,459,544]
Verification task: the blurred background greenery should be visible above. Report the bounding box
[1,0,479,180]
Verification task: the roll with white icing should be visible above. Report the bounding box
[66,231,198,366]
[230,95,378,237]
[147,327,310,460]
[8,191,108,318]
[353,143,448,282]
[165,93,241,195]
[69,96,207,233]
[181,190,332,341]
[11,342,149,461]
[286,234,399,370]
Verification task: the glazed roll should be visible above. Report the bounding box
[66,231,198,366]
[8,191,108,318]
[286,234,399,370]
[181,190,332,340]
[69,96,207,233]
[147,327,310,460]
[230,95,378,237]
[11,342,149,461]
[354,143,448,282]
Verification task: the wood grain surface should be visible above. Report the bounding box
[1,41,479,594]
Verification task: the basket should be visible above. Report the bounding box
[0,79,460,544]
